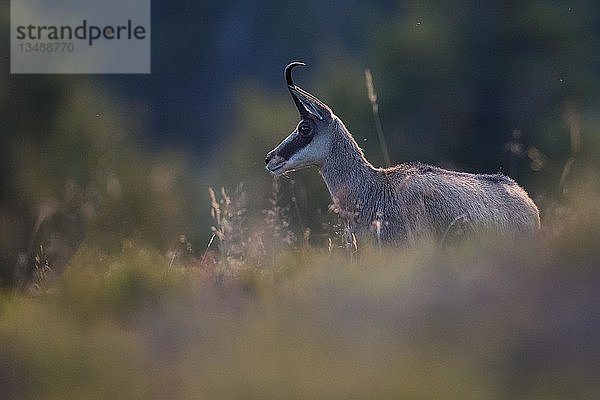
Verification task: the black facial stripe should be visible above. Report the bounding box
[279,133,313,160]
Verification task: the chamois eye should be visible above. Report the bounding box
[298,123,312,137]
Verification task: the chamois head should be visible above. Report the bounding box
[265,62,335,176]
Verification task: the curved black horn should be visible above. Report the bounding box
[285,61,306,87]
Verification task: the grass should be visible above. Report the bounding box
[1,181,600,399]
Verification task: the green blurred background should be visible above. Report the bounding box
[2,0,600,282]
[2,2,600,399]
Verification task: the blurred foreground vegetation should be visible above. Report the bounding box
[1,183,600,399]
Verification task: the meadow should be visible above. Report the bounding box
[1,177,599,400]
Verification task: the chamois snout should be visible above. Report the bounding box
[265,148,288,175]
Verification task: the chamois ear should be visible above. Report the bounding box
[289,86,331,121]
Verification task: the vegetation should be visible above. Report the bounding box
[2,0,600,398]
[1,176,600,398]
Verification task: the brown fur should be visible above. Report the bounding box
[319,118,540,243]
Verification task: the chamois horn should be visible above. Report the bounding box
[285,61,305,87]
[285,61,308,116]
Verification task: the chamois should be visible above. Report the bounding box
[265,62,540,243]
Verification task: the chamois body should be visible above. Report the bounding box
[266,62,540,243]
[319,117,540,242]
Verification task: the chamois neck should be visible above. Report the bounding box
[320,117,377,211]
